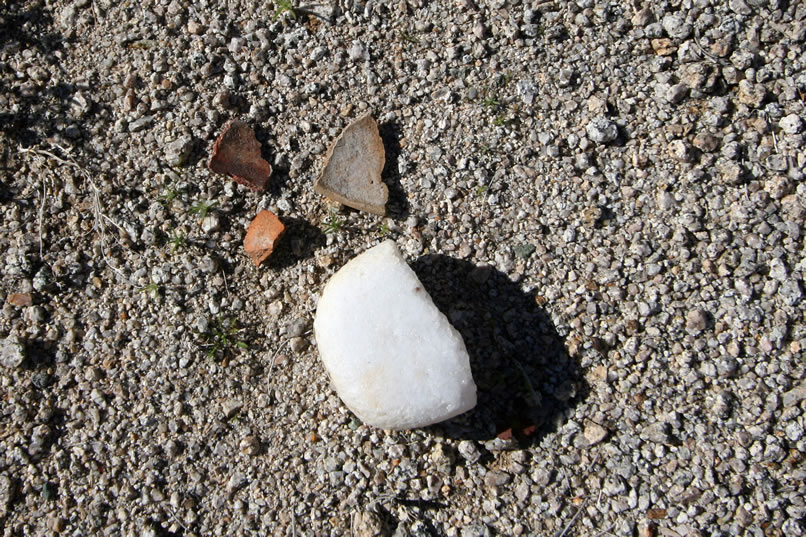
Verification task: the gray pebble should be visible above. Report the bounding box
[0,336,25,369]
[666,83,689,104]
[586,116,618,144]
[780,114,803,135]
[662,14,692,40]
[641,422,670,444]
[286,318,310,338]
[457,440,481,464]
[686,309,708,334]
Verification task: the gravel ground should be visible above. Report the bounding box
[1,0,805,535]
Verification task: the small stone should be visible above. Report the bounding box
[651,38,675,56]
[0,336,25,369]
[128,116,153,132]
[239,435,260,456]
[737,80,767,108]
[779,279,803,306]
[165,135,194,167]
[0,475,13,518]
[7,293,33,307]
[47,516,65,533]
[348,40,369,61]
[780,114,803,135]
[717,160,744,184]
[662,14,692,39]
[631,8,653,26]
[782,382,806,408]
[187,20,204,34]
[686,309,708,334]
[243,210,285,266]
[289,337,308,354]
[314,113,388,215]
[668,140,692,162]
[286,318,310,338]
[457,440,481,464]
[641,422,670,444]
[693,133,720,152]
[485,470,511,487]
[729,0,752,16]
[583,421,608,446]
[765,176,792,200]
[656,191,676,210]
[353,510,385,537]
[666,83,688,104]
[516,80,537,105]
[222,399,242,419]
[586,116,618,144]
[314,241,476,429]
[201,213,220,233]
[208,120,272,191]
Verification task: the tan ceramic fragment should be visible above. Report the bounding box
[314,113,388,215]
[208,120,272,191]
[244,210,285,266]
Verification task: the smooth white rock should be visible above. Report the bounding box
[314,240,477,429]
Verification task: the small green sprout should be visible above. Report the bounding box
[401,31,419,44]
[377,221,391,237]
[475,185,489,197]
[202,316,249,360]
[482,95,500,108]
[168,232,186,253]
[140,280,160,298]
[322,209,345,234]
[493,115,508,127]
[273,0,297,20]
[159,186,179,207]
[189,200,216,221]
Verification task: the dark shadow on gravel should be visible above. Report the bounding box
[412,255,587,447]
[378,121,410,220]
[0,2,60,51]
[252,125,287,198]
[0,4,89,150]
[261,217,326,270]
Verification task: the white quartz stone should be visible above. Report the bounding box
[314,240,477,429]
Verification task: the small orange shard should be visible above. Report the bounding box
[8,293,32,307]
[244,210,285,266]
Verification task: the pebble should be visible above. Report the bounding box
[348,40,369,62]
[128,115,154,132]
[666,83,688,104]
[239,435,260,456]
[457,440,481,464]
[641,422,670,444]
[0,475,12,518]
[0,336,25,369]
[222,399,242,419]
[201,213,220,233]
[686,309,708,334]
[165,135,194,166]
[737,80,767,107]
[668,140,692,162]
[586,116,618,144]
[662,14,692,40]
[353,510,385,537]
[583,421,608,446]
[517,80,537,105]
[780,114,803,135]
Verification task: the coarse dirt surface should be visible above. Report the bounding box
[1,1,805,536]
